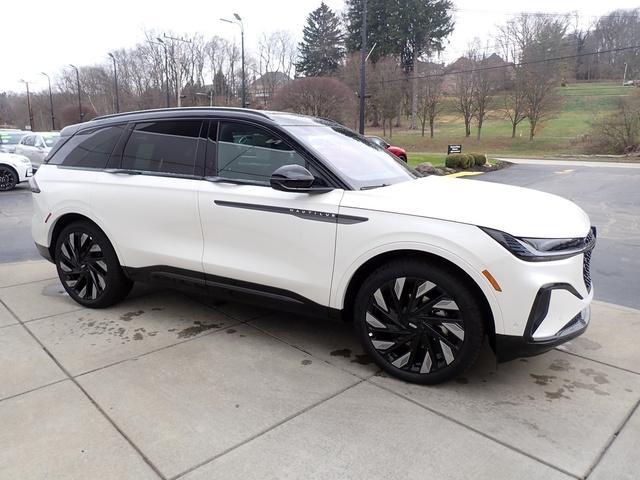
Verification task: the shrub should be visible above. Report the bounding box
[470,153,487,166]
[445,154,466,168]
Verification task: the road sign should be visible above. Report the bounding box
[448,144,462,154]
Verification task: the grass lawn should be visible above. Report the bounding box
[368,82,635,158]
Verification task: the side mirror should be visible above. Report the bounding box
[270,164,333,194]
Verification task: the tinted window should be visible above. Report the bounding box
[43,134,59,147]
[217,122,305,184]
[0,132,26,145]
[123,120,202,175]
[22,135,35,146]
[48,125,124,168]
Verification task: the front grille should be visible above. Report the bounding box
[583,230,594,291]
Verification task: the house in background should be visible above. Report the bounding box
[249,72,291,108]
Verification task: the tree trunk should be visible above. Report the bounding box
[430,119,434,139]
[421,119,425,137]
[476,117,483,142]
[529,119,536,140]
[511,122,517,138]
[389,118,393,138]
[382,118,386,136]
[410,51,418,130]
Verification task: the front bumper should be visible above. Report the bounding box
[35,242,53,263]
[495,282,591,362]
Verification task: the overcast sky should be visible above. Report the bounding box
[1,0,638,93]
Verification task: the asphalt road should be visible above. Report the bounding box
[1,162,638,308]
[475,161,640,310]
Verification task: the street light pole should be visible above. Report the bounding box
[163,34,192,108]
[358,0,367,134]
[221,14,246,108]
[153,37,171,107]
[19,79,34,131]
[69,64,84,122]
[40,72,55,130]
[108,53,120,113]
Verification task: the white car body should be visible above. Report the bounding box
[14,132,60,169]
[0,152,33,185]
[30,108,595,380]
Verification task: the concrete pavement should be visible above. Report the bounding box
[1,260,639,479]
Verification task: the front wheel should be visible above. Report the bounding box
[0,166,18,191]
[353,259,485,384]
[55,221,133,308]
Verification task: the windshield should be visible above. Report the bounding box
[367,136,388,149]
[0,131,26,145]
[282,125,415,190]
[42,134,59,147]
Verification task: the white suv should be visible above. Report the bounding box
[31,108,595,384]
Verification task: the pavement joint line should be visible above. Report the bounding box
[170,379,366,480]
[584,398,640,479]
[0,378,68,405]
[0,276,59,289]
[554,348,640,377]
[366,379,581,480]
[74,316,246,379]
[247,320,382,381]
[0,321,20,330]
[0,297,166,480]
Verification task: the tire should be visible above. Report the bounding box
[399,155,407,162]
[0,165,18,191]
[353,259,485,384]
[54,221,133,308]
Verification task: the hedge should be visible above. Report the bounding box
[445,153,474,169]
[470,153,487,166]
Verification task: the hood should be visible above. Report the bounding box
[341,176,591,238]
[0,152,30,163]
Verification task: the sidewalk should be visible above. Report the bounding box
[1,260,638,479]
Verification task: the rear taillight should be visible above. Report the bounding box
[29,177,40,193]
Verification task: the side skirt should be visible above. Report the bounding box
[123,265,343,320]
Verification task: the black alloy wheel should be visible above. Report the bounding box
[0,166,17,191]
[354,260,484,384]
[55,222,133,308]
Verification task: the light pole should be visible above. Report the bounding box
[19,79,34,131]
[68,64,84,122]
[196,91,214,106]
[358,0,367,134]
[40,72,55,130]
[221,14,246,108]
[108,53,120,113]
[163,34,191,108]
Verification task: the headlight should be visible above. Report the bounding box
[19,156,31,164]
[480,227,596,262]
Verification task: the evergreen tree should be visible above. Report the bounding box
[297,2,345,77]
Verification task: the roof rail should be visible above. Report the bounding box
[93,106,271,121]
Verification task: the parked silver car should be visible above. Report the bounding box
[14,132,60,169]
[0,130,28,154]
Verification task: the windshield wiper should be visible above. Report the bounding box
[360,183,390,190]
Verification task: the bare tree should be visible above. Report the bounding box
[452,57,476,137]
[503,67,528,138]
[416,63,444,137]
[370,57,405,137]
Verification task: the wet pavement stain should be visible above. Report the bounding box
[580,368,609,385]
[351,353,373,365]
[549,359,573,372]
[177,321,220,339]
[564,381,610,396]
[301,359,312,365]
[151,307,163,311]
[330,348,352,358]
[530,374,556,386]
[120,310,145,321]
[545,388,571,400]
[456,377,469,385]
[133,332,143,341]
[226,328,237,334]
[42,283,68,297]
[575,337,602,351]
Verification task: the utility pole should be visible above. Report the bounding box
[221,14,246,108]
[40,72,55,130]
[623,62,628,86]
[358,0,367,134]
[163,34,191,108]
[19,79,34,131]
[108,53,120,113]
[69,64,84,122]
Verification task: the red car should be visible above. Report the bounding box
[366,136,407,162]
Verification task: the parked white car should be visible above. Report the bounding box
[30,108,596,384]
[14,132,60,170]
[0,130,28,154]
[0,152,32,191]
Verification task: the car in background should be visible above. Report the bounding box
[0,130,28,154]
[0,152,32,191]
[14,132,60,170]
[366,135,408,162]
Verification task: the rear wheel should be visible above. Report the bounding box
[354,259,485,384]
[55,221,132,308]
[0,166,18,191]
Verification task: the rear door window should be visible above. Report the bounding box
[47,125,125,168]
[122,120,202,176]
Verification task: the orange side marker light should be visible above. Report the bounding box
[482,269,502,292]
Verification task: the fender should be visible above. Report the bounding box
[330,240,506,335]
